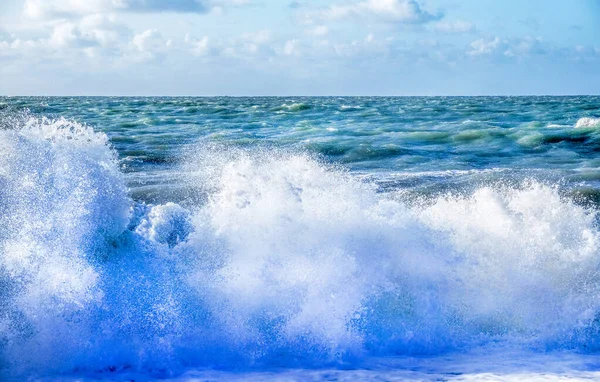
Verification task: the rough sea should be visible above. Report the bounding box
[2,96,600,381]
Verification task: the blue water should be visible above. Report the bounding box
[2,96,600,380]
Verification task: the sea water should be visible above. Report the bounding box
[1,96,600,381]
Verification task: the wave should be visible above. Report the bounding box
[272,103,312,112]
[0,116,131,375]
[3,118,600,377]
[575,117,600,128]
[339,105,362,111]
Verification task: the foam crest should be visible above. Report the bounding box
[135,202,193,247]
[4,134,600,377]
[180,147,600,358]
[575,117,600,128]
[419,185,600,343]
[183,151,386,358]
[0,116,131,372]
[273,103,312,112]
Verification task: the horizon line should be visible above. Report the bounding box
[2,94,600,97]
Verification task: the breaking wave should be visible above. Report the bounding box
[2,118,600,378]
[575,117,600,128]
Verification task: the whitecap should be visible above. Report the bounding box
[575,117,600,128]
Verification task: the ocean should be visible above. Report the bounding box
[2,96,600,381]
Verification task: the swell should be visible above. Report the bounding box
[2,117,600,377]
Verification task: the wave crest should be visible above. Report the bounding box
[575,117,600,128]
[3,125,600,376]
[0,116,131,373]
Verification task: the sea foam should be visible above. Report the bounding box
[0,117,131,373]
[2,120,600,378]
[575,117,600,128]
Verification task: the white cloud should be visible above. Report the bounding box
[45,14,129,50]
[306,0,440,25]
[185,34,210,56]
[23,0,251,19]
[241,30,271,45]
[283,39,300,56]
[433,20,474,34]
[233,31,278,57]
[183,30,275,58]
[0,10,132,65]
[0,38,39,58]
[132,29,164,52]
[332,33,386,57]
[305,25,329,37]
[467,37,503,56]
[215,0,252,6]
[24,0,121,19]
[124,0,209,13]
[49,22,79,48]
[467,36,546,58]
[238,30,272,55]
[509,36,545,56]
[79,14,127,47]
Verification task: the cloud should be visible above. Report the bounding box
[331,33,385,57]
[0,38,39,59]
[125,0,209,13]
[433,20,475,34]
[241,29,271,45]
[306,0,440,25]
[128,28,172,62]
[24,0,116,19]
[79,14,129,47]
[572,45,600,62]
[23,0,249,19]
[184,30,273,58]
[12,0,253,65]
[231,30,273,56]
[283,39,300,56]
[49,22,81,48]
[45,14,128,50]
[467,37,503,56]
[131,29,168,52]
[467,36,546,58]
[185,34,211,56]
[0,11,132,64]
[305,25,329,37]
[505,36,546,56]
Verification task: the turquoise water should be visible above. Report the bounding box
[4,96,600,202]
[2,96,600,380]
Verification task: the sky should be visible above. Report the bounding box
[0,0,599,95]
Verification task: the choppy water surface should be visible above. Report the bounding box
[1,96,600,381]
[4,96,600,202]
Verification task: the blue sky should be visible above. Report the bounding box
[0,0,599,95]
